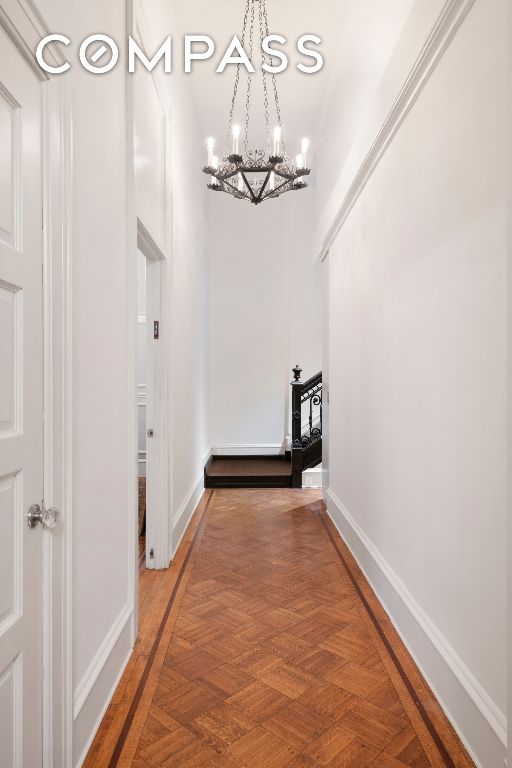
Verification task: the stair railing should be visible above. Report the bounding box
[290,365,322,487]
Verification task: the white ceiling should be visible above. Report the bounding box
[168,0,414,160]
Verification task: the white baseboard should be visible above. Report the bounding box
[73,604,133,767]
[325,488,506,768]
[302,465,323,488]
[171,451,210,558]
[211,443,284,456]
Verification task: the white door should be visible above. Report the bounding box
[0,23,44,768]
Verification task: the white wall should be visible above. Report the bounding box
[208,190,322,454]
[320,1,507,766]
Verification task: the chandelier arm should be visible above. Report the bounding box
[243,0,256,155]
[222,177,245,196]
[256,170,271,202]
[273,169,299,182]
[219,178,252,203]
[217,167,241,182]
[220,183,250,202]
[269,177,292,196]
[225,0,251,156]
[241,169,258,202]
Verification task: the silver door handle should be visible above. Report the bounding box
[27,504,59,529]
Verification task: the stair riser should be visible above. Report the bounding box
[205,476,292,489]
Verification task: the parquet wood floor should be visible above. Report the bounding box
[84,489,475,768]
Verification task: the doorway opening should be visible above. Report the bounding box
[137,250,148,568]
[136,226,170,570]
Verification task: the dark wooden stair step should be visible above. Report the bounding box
[204,456,292,488]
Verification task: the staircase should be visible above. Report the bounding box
[290,366,323,487]
[204,366,322,489]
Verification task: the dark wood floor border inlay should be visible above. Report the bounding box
[107,490,215,768]
[317,508,456,768]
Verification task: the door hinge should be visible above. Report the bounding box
[149,548,155,559]
[153,320,160,340]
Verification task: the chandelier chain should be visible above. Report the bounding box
[262,0,285,153]
[226,0,250,156]
[258,0,271,151]
[243,0,256,153]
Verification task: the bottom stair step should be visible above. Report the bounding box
[205,456,292,488]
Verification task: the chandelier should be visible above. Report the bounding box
[202,0,311,205]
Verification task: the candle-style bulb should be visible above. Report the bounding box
[273,125,282,157]
[296,153,305,171]
[232,124,241,155]
[206,136,215,166]
[269,171,275,191]
[301,138,309,167]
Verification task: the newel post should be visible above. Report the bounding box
[291,365,303,488]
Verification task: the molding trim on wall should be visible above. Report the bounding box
[73,616,132,768]
[0,0,68,78]
[137,216,165,262]
[0,5,46,81]
[318,0,476,262]
[211,444,284,457]
[171,451,211,559]
[325,488,506,768]
[73,602,133,720]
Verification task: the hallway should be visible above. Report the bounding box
[84,490,474,768]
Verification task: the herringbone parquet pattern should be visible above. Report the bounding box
[84,489,475,768]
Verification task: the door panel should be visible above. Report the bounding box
[0,82,19,249]
[0,472,21,629]
[0,656,21,765]
[0,284,19,435]
[0,21,44,768]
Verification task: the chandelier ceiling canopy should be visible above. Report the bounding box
[202,0,311,205]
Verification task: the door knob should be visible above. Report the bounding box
[147,428,154,438]
[27,503,59,529]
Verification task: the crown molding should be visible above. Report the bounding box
[318,0,477,263]
[0,0,68,81]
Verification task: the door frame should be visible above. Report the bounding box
[137,222,170,570]
[42,72,73,767]
[0,2,74,766]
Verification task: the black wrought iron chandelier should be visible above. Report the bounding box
[202,0,311,205]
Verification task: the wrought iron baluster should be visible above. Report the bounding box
[290,366,322,487]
